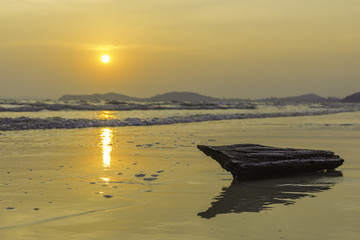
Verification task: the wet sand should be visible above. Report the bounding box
[1,112,360,239]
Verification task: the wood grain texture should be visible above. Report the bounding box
[197,144,344,181]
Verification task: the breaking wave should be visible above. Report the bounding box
[0,109,353,131]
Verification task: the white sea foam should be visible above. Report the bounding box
[1,99,359,131]
[0,108,357,131]
[0,99,256,112]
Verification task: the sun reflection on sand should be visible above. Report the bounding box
[101,128,113,169]
[100,177,110,184]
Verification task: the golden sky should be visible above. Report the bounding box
[1,0,360,99]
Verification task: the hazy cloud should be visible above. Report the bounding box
[0,41,177,53]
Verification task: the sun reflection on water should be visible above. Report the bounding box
[97,111,116,120]
[101,128,113,168]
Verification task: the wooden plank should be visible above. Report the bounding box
[197,144,344,180]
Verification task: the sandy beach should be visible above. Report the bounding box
[1,111,360,240]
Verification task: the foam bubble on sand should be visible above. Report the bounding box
[143,177,158,181]
[134,173,146,178]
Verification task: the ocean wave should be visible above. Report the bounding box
[0,109,353,131]
[0,101,256,112]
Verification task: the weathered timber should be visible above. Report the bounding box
[197,144,344,180]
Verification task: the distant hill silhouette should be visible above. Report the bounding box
[260,94,339,103]
[59,91,358,103]
[59,91,219,102]
[148,91,218,102]
[343,92,360,102]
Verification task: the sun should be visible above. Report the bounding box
[101,54,110,63]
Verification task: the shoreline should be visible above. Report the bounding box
[1,108,359,131]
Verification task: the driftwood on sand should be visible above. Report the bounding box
[197,144,344,181]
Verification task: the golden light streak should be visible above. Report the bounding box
[97,111,115,120]
[100,177,110,184]
[101,128,113,168]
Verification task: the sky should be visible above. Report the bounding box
[1,0,360,99]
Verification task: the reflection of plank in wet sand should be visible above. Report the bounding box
[198,171,342,219]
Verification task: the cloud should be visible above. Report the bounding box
[76,43,179,52]
[0,41,125,50]
[76,44,133,52]
[0,40,178,53]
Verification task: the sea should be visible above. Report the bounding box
[0,99,359,131]
[1,99,360,239]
